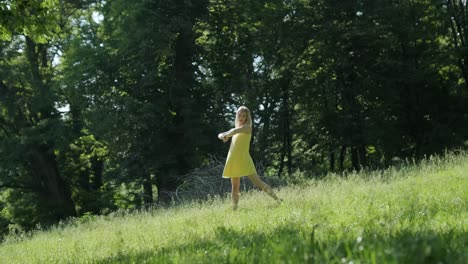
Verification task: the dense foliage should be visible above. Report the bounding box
[1,0,467,235]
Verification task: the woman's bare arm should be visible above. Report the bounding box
[218,125,252,142]
[224,125,252,137]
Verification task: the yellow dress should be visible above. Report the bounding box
[222,132,257,178]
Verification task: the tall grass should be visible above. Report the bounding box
[1,153,467,263]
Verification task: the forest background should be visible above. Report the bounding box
[0,0,467,237]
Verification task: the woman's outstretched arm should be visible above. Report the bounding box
[218,125,252,141]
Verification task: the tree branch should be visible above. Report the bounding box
[0,182,35,191]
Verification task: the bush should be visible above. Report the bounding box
[173,157,286,202]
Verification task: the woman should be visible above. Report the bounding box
[218,106,280,210]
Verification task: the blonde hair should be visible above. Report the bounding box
[235,106,253,128]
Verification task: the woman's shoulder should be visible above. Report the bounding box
[239,124,252,134]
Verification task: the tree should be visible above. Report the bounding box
[446,0,468,91]
[86,0,213,204]
[0,0,79,227]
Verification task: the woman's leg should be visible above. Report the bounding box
[247,173,279,200]
[231,177,241,210]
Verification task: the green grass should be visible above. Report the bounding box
[1,153,467,263]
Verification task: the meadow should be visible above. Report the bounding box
[0,153,467,263]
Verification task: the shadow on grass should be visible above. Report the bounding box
[94,225,467,264]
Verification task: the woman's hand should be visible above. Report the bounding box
[218,133,228,143]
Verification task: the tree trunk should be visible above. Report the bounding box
[278,73,292,177]
[329,149,335,171]
[278,151,285,178]
[257,95,275,166]
[142,173,154,206]
[155,174,180,205]
[157,2,197,204]
[339,145,346,171]
[91,158,103,191]
[25,37,53,116]
[359,145,367,168]
[29,146,76,219]
[351,146,360,171]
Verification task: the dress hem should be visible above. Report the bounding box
[222,175,245,178]
[222,172,256,178]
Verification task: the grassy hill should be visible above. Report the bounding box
[1,153,467,263]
